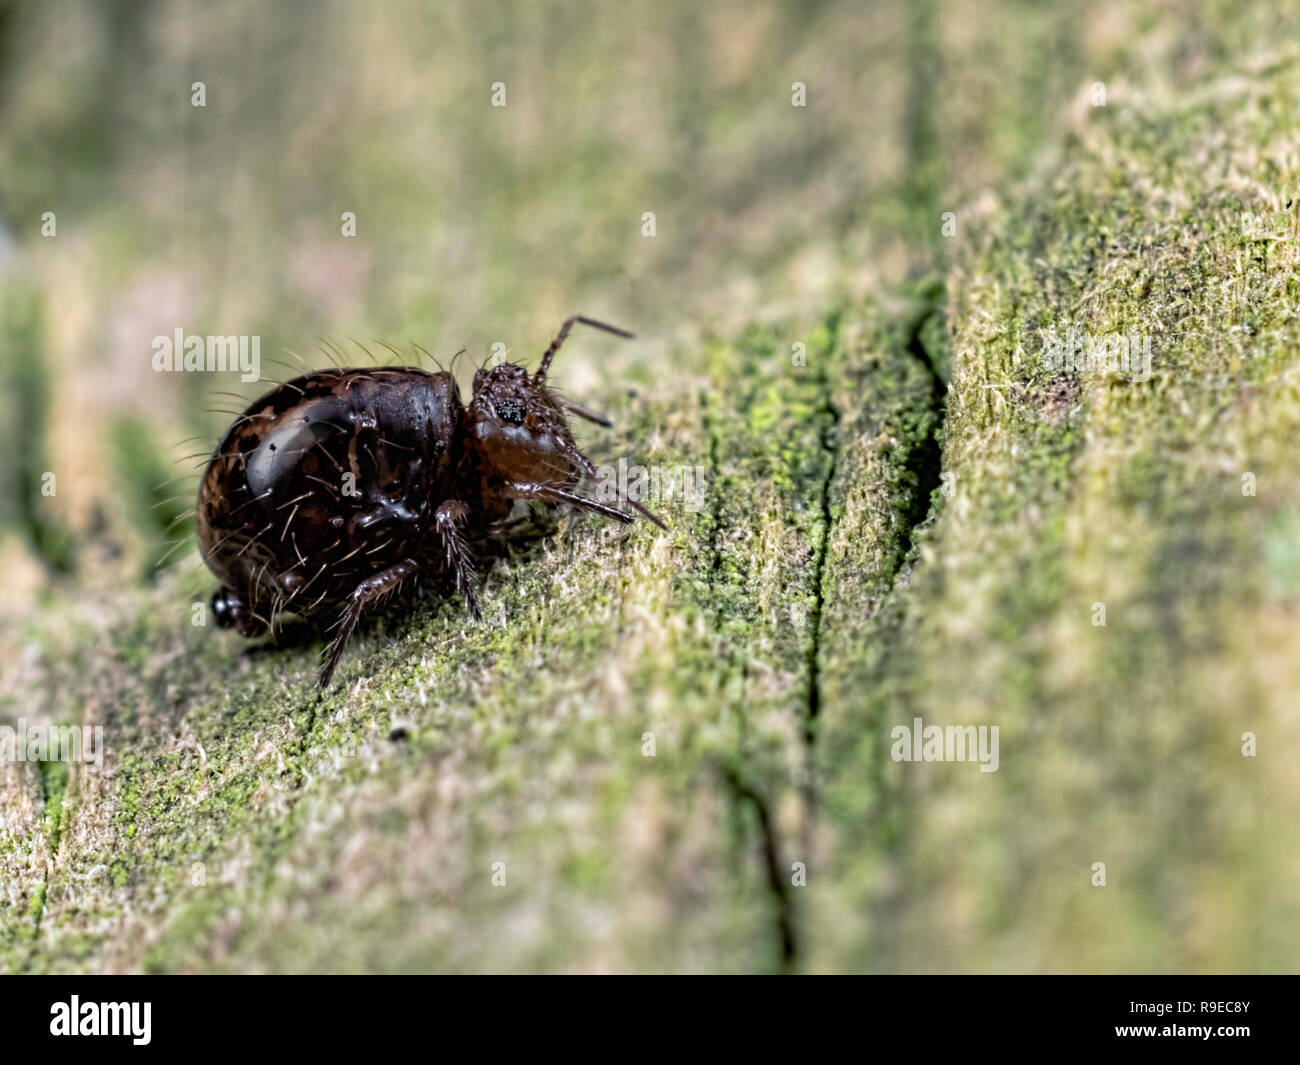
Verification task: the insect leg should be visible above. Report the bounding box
[319,557,420,689]
[555,443,668,530]
[621,496,667,529]
[506,481,636,525]
[558,398,613,427]
[435,500,482,621]
[535,316,634,382]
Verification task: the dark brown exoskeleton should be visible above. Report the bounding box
[197,316,663,688]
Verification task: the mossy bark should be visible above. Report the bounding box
[5,7,1300,973]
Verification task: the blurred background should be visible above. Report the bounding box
[0,0,903,606]
[3,0,1270,620]
[5,0,1300,974]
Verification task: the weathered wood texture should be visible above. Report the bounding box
[4,3,1300,972]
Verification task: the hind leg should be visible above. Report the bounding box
[319,558,420,689]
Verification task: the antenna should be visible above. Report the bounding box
[535,316,635,382]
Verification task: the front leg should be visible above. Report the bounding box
[319,557,420,689]
[506,481,636,525]
[435,499,482,622]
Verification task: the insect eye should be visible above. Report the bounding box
[494,398,526,425]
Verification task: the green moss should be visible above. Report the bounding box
[811,39,1300,974]
[8,0,1300,976]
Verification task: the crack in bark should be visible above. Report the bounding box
[704,375,806,968]
[723,764,797,967]
[702,388,794,961]
[897,300,948,568]
[795,297,948,970]
[805,314,843,741]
